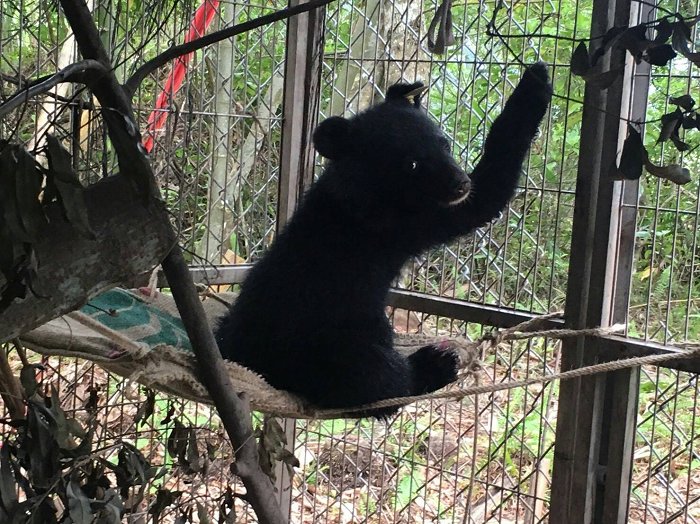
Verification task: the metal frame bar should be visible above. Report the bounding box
[148,265,700,376]
[272,2,327,517]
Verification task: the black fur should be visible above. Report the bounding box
[215,63,552,418]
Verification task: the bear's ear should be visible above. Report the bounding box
[386,82,428,108]
[313,116,352,159]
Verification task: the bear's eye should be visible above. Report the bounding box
[410,160,418,171]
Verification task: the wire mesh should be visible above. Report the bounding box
[2,0,700,522]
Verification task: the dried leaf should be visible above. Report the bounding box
[134,390,155,427]
[658,110,683,144]
[101,489,126,523]
[206,440,218,461]
[619,24,651,62]
[655,18,673,43]
[670,94,696,110]
[15,148,45,243]
[65,423,95,459]
[670,134,690,151]
[644,149,691,184]
[66,419,87,440]
[161,404,176,425]
[591,26,627,66]
[219,487,237,524]
[671,21,700,65]
[0,445,18,515]
[45,135,94,240]
[49,386,71,450]
[571,41,591,76]
[197,502,211,524]
[26,403,60,488]
[186,426,203,473]
[167,420,189,460]
[682,114,698,129]
[84,387,99,412]
[276,448,300,469]
[67,481,94,524]
[149,489,182,524]
[20,364,41,399]
[610,127,644,180]
[583,66,623,89]
[645,44,677,66]
[0,146,24,243]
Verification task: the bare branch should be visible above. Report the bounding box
[161,248,286,524]
[0,60,106,120]
[59,0,155,199]
[124,0,336,96]
[51,1,290,520]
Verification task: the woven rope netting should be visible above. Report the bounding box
[18,287,700,420]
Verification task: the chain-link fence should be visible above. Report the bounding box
[1,0,699,521]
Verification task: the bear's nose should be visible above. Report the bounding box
[455,180,470,195]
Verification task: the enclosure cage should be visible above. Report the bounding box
[1,0,700,521]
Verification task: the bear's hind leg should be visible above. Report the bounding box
[308,344,416,420]
[407,344,460,395]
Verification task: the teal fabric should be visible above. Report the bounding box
[79,289,193,352]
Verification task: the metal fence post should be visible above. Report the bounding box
[549,0,636,520]
[273,0,326,518]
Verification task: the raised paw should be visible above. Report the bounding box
[408,344,460,394]
[513,62,553,107]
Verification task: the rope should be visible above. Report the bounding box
[66,311,151,359]
[310,319,700,418]
[37,296,700,419]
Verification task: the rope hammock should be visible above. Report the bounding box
[19,287,700,420]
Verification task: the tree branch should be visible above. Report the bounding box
[161,248,285,524]
[53,0,288,521]
[0,175,173,345]
[124,0,337,96]
[0,60,106,120]
[58,0,156,199]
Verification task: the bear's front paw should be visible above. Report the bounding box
[513,62,553,107]
[408,344,460,394]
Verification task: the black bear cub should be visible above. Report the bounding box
[216,63,552,418]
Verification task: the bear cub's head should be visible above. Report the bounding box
[313,82,470,217]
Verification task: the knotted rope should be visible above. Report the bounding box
[309,313,700,418]
[25,293,700,419]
